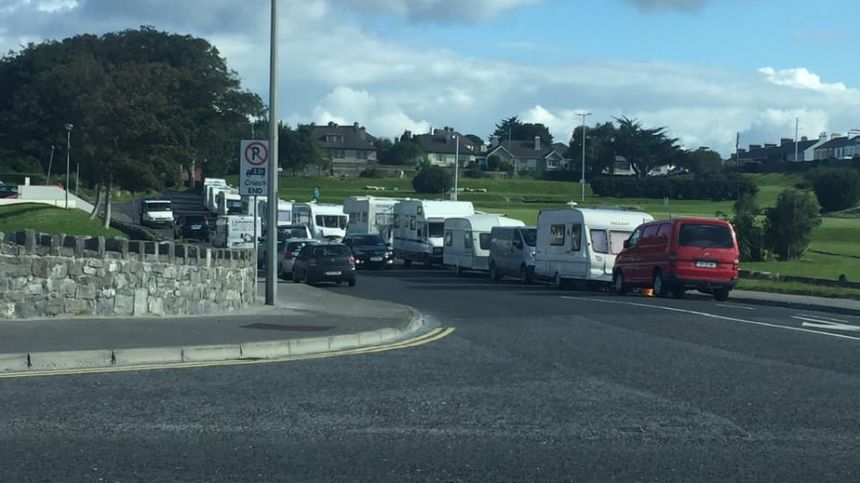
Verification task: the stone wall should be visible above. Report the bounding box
[0,231,256,319]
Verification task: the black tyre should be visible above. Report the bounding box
[713,288,730,301]
[553,272,565,290]
[489,262,502,281]
[613,271,627,295]
[652,271,668,298]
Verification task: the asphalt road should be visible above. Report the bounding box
[1,268,859,481]
[114,189,208,241]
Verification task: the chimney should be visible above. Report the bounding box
[490,135,500,148]
[780,138,793,146]
[353,122,360,130]
[801,136,808,142]
[832,133,843,140]
[534,136,541,151]
[764,143,777,148]
[328,121,337,127]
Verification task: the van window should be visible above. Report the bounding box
[679,223,734,248]
[640,224,659,244]
[550,224,565,246]
[609,231,631,254]
[521,228,537,247]
[657,223,672,240]
[444,230,453,247]
[627,227,642,247]
[590,229,609,254]
[464,232,473,249]
[479,233,491,250]
[428,223,444,238]
[571,224,582,251]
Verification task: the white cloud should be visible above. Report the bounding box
[311,86,430,139]
[758,66,848,92]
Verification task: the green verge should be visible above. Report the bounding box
[737,279,860,300]
[0,203,125,238]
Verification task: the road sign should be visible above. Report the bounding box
[240,140,269,196]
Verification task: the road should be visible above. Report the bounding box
[113,189,208,241]
[1,268,858,481]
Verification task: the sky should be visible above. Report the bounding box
[1,0,859,156]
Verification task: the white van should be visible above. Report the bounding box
[207,185,231,214]
[392,200,475,267]
[293,202,349,241]
[212,215,258,250]
[443,215,525,274]
[534,208,653,289]
[343,196,401,244]
[216,189,243,216]
[488,226,538,283]
[140,199,174,228]
[202,178,227,211]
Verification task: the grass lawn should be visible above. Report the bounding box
[737,279,860,300]
[0,203,124,238]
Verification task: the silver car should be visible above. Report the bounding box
[278,238,319,278]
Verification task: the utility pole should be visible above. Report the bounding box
[453,135,459,201]
[46,145,55,185]
[75,163,80,198]
[735,132,740,168]
[64,124,73,208]
[794,117,800,162]
[265,0,279,306]
[578,112,592,202]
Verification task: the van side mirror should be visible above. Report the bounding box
[623,240,630,249]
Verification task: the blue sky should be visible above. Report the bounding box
[2,0,858,155]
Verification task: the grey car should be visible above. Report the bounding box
[278,238,318,278]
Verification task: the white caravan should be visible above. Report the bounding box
[443,214,524,274]
[207,185,231,214]
[392,200,475,266]
[216,190,243,216]
[293,202,348,241]
[202,178,228,210]
[212,215,258,250]
[343,196,401,244]
[257,199,294,228]
[534,208,653,289]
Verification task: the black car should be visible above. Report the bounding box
[174,213,210,241]
[292,243,356,286]
[343,234,393,269]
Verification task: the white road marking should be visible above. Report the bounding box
[792,316,860,333]
[716,304,755,311]
[794,314,849,324]
[564,296,860,342]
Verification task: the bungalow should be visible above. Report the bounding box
[484,136,570,173]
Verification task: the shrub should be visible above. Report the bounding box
[730,195,764,262]
[589,175,757,201]
[412,165,453,194]
[809,168,860,212]
[764,190,821,261]
[358,168,384,178]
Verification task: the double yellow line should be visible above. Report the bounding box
[0,327,456,380]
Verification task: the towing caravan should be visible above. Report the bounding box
[343,196,401,244]
[392,200,474,267]
[216,190,243,216]
[202,178,227,210]
[257,199,294,231]
[534,208,653,289]
[207,185,230,214]
[293,202,348,241]
[443,214,524,274]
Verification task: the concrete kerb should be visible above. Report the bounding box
[728,296,860,317]
[0,312,428,374]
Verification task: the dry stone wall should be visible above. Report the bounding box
[0,231,256,319]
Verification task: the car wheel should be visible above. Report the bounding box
[713,288,730,301]
[553,272,565,290]
[652,271,668,297]
[613,271,627,295]
[519,265,530,284]
[304,271,313,286]
[348,279,356,287]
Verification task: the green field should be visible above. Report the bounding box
[0,203,125,238]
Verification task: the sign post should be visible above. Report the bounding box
[240,140,269,298]
[266,0,279,306]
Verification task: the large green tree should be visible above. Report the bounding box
[378,139,425,166]
[679,147,723,176]
[569,121,618,177]
[492,116,553,144]
[612,117,683,178]
[279,124,325,175]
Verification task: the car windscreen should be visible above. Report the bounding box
[428,222,444,238]
[350,235,385,246]
[520,228,537,247]
[314,245,350,257]
[145,202,171,211]
[679,223,734,248]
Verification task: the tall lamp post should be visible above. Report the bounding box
[46,145,55,185]
[265,0,279,306]
[64,124,73,208]
[452,135,459,201]
[578,112,592,202]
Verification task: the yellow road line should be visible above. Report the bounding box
[0,327,456,380]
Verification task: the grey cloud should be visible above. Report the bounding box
[327,0,541,23]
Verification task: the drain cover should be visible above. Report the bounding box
[241,323,334,332]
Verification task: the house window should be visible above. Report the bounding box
[356,150,367,160]
[327,149,346,159]
[325,134,344,143]
[570,224,582,251]
[550,224,565,246]
[546,157,559,169]
[526,159,537,170]
[436,153,445,163]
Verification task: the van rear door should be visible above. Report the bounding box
[674,222,738,281]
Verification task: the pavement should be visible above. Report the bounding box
[730,288,860,315]
[0,281,424,373]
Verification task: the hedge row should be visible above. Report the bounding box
[590,175,758,201]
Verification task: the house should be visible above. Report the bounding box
[484,136,570,173]
[411,127,481,167]
[738,134,829,164]
[309,121,378,175]
[814,135,860,160]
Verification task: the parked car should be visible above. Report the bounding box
[488,226,537,283]
[613,217,739,301]
[343,233,393,269]
[173,213,210,241]
[291,243,356,286]
[258,224,313,268]
[278,238,319,278]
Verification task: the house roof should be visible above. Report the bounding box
[816,136,858,150]
[487,139,566,159]
[308,122,376,151]
[740,139,818,160]
[412,129,478,155]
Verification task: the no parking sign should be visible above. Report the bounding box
[240,140,269,196]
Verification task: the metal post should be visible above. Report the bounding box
[46,145,55,185]
[265,0,279,306]
[253,195,259,293]
[75,163,79,198]
[794,117,799,162]
[64,124,73,208]
[453,135,459,201]
[579,112,592,202]
[735,132,740,168]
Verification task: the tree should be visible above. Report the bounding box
[730,194,764,262]
[764,190,821,261]
[412,165,453,194]
[465,134,483,147]
[612,117,683,178]
[279,124,324,175]
[810,168,860,212]
[492,116,553,143]
[569,121,618,177]
[680,148,723,176]
[379,139,425,166]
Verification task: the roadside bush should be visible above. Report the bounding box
[589,175,757,201]
[412,165,453,194]
[358,168,384,178]
[809,168,860,212]
[730,195,764,262]
[764,190,821,261]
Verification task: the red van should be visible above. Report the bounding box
[613,217,739,301]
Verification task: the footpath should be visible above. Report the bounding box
[730,289,860,316]
[0,283,425,374]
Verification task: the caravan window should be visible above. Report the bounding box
[609,231,631,254]
[409,216,416,230]
[590,229,609,254]
[393,214,400,228]
[375,213,393,228]
[444,230,453,247]
[571,224,582,251]
[550,224,565,246]
[479,233,491,250]
[464,232,473,249]
[316,215,348,229]
[294,210,311,225]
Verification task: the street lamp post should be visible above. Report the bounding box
[64,124,73,208]
[265,0,279,306]
[46,145,55,185]
[75,163,80,198]
[578,112,592,202]
[453,135,459,201]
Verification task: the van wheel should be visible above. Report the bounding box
[613,271,627,295]
[652,271,668,297]
[553,272,565,290]
[713,288,730,301]
[489,262,501,281]
[455,264,463,276]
